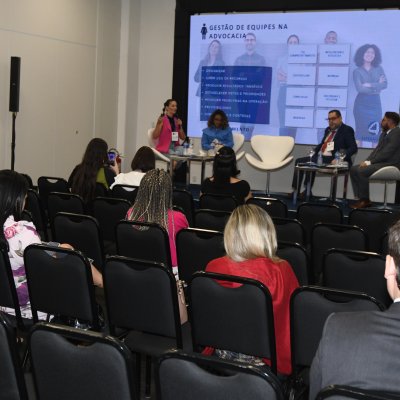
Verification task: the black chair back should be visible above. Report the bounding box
[323,249,391,307]
[110,184,138,203]
[195,209,231,232]
[0,242,26,329]
[317,385,400,400]
[297,203,343,244]
[277,241,310,285]
[47,192,85,226]
[189,271,277,374]
[173,189,195,226]
[29,323,136,400]
[156,350,284,400]
[199,193,238,212]
[0,312,28,400]
[247,197,288,218]
[311,223,367,280]
[37,176,69,210]
[104,256,182,345]
[52,212,104,270]
[348,209,400,253]
[273,218,306,246]
[25,189,48,241]
[176,228,225,283]
[24,244,100,329]
[116,220,172,269]
[92,197,131,243]
[290,286,383,372]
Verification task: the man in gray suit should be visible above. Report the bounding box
[309,219,400,399]
[350,111,400,208]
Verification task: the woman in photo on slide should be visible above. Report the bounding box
[194,40,225,97]
[152,99,186,154]
[353,44,387,145]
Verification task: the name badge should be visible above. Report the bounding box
[171,131,179,142]
[326,142,334,152]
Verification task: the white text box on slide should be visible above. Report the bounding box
[317,88,348,108]
[287,65,316,85]
[286,87,315,107]
[285,108,315,128]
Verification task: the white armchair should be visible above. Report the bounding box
[147,128,170,165]
[232,132,245,161]
[369,166,400,208]
[245,135,295,195]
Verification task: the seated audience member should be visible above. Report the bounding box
[309,219,400,399]
[290,109,357,198]
[0,170,103,319]
[69,138,119,203]
[206,204,299,376]
[110,146,155,189]
[201,109,234,150]
[201,146,251,204]
[125,169,188,270]
[350,111,400,209]
[152,99,186,154]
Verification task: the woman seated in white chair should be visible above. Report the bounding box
[201,109,234,151]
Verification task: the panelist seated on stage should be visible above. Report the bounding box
[350,111,400,209]
[290,109,358,198]
[201,109,234,151]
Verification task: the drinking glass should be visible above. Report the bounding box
[308,148,315,164]
[339,149,346,166]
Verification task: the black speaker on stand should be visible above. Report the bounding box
[9,56,21,171]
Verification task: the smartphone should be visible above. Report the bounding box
[107,151,116,166]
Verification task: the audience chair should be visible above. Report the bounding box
[92,197,131,245]
[245,135,294,195]
[47,192,85,226]
[273,217,306,246]
[0,241,33,332]
[176,228,224,283]
[277,241,310,286]
[110,184,138,204]
[317,385,400,400]
[25,188,49,241]
[289,286,384,400]
[173,189,195,226]
[247,197,288,218]
[103,256,183,397]
[323,249,391,308]
[195,209,231,232]
[147,128,171,166]
[37,176,69,210]
[369,166,400,209]
[348,208,400,253]
[95,182,108,197]
[311,223,367,281]
[0,312,29,400]
[232,131,245,161]
[24,244,100,330]
[116,220,172,269]
[189,271,277,374]
[381,232,388,255]
[297,203,343,244]
[52,212,105,270]
[29,323,136,400]
[199,193,239,211]
[156,350,284,400]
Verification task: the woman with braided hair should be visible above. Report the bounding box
[125,169,188,269]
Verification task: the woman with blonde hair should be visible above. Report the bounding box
[205,204,299,376]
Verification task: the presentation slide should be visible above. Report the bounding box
[187,10,400,148]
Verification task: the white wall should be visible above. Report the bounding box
[0,0,121,182]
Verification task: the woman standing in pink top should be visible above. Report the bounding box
[152,99,186,154]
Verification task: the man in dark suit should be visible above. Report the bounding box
[309,219,400,399]
[350,111,400,209]
[291,109,358,198]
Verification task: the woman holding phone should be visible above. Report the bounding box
[69,138,119,203]
[152,99,186,154]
